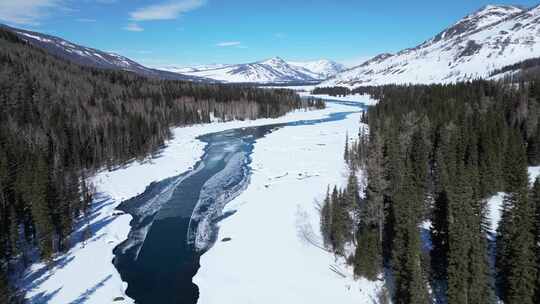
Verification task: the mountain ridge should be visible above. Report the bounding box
[322,4,540,88]
[0,24,214,83]
[161,57,345,84]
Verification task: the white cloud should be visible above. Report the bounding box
[130,0,205,21]
[0,0,62,25]
[123,22,144,32]
[216,41,241,47]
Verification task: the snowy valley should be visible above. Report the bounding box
[2,2,540,304]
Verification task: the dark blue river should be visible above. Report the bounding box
[113,100,367,304]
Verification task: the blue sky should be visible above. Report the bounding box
[0,0,538,67]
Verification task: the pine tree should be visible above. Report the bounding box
[320,187,332,249]
[0,269,10,304]
[392,159,428,304]
[431,128,451,283]
[354,227,380,280]
[497,134,537,304]
[526,126,540,165]
[330,186,345,253]
[534,178,540,304]
[382,130,402,265]
[344,132,350,163]
[354,132,385,279]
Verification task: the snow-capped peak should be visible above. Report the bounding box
[260,56,288,66]
[166,57,345,84]
[288,59,345,78]
[322,4,540,88]
[429,4,524,44]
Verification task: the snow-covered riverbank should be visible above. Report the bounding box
[21,101,367,304]
[194,97,384,303]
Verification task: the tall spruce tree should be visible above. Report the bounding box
[431,127,452,283]
[392,159,428,304]
[320,187,332,249]
[530,178,540,303]
[354,132,385,280]
[497,134,537,304]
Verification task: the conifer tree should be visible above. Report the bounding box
[320,187,332,249]
[530,178,540,303]
[392,159,428,304]
[497,134,537,304]
[431,127,452,283]
[354,132,385,280]
[344,132,350,164]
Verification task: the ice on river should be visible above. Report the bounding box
[194,98,385,304]
[188,152,251,251]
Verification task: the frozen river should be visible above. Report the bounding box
[113,100,366,304]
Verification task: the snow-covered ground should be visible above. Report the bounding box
[20,97,375,304]
[262,85,380,106]
[194,98,385,303]
[485,166,540,234]
[300,92,379,106]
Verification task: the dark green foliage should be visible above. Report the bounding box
[0,270,11,304]
[497,134,537,304]
[320,188,332,249]
[354,227,380,280]
[534,178,540,304]
[312,86,351,96]
[320,177,360,256]
[353,132,385,279]
[347,79,540,303]
[392,160,428,304]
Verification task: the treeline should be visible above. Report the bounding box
[489,56,540,78]
[312,86,352,96]
[0,28,315,301]
[322,79,540,303]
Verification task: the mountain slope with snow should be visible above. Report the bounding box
[288,59,345,79]
[162,58,344,84]
[322,4,540,87]
[1,24,211,82]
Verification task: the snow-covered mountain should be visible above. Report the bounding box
[1,24,211,82]
[162,57,344,83]
[288,59,345,79]
[322,4,540,87]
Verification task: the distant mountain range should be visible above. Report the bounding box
[322,4,540,87]
[1,24,343,85]
[3,4,540,87]
[0,24,212,83]
[161,58,345,84]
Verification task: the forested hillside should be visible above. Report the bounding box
[0,27,316,302]
[322,78,540,303]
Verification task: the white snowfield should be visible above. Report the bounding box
[323,5,540,88]
[21,98,376,304]
[485,166,540,234]
[299,92,380,106]
[195,97,385,304]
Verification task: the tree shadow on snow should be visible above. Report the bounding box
[69,275,113,304]
[27,287,62,304]
[22,255,75,290]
